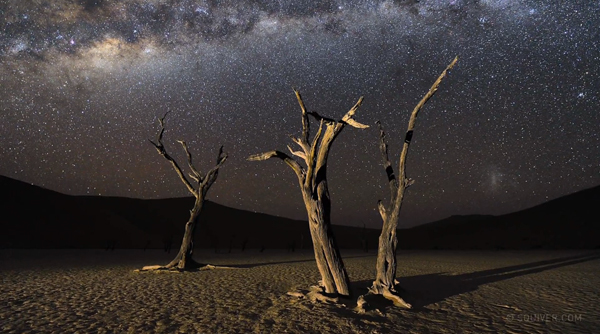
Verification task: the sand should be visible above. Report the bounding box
[1,249,598,334]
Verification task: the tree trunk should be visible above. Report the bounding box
[372,204,400,294]
[304,191,350,296]
[248,90,367,297]
[165,196,204,270]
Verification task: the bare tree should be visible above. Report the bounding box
[365,57,458,309]
[138,112,227,271]
[248,89,368,297]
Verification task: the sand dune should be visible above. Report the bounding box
[2,175,599,250]
[1,250,598,333]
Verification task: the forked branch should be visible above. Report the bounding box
[202,146,228,192]
[149,112,196,196]
[339,96,368,132]
[178,140,202,183]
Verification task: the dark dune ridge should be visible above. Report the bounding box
[1,175,598,249]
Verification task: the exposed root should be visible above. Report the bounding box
[381,288,412,309]
[307,285,340,304]
[134,263,240,273]
[354,294,370,314]
[286,285,346,306]
[354,283,412,313]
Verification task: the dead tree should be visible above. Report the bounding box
[138,112,227,271]
[248,89,368,297]
[365,56,458,309]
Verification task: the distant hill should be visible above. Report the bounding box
[0,176,376,250]
[398,185,600,249]
[1,175,598,249]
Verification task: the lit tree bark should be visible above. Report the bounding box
[249,89,368,296]
[368,56,458,308]
[139,111,227,271]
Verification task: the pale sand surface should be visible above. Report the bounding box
[1,249,598,334]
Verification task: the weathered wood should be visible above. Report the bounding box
[142,112,227,271]
[249,89,368,297]
[370,56,458,308]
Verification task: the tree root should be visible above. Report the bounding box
[354,284,412,313]
[134,263,240,273]
[286,284,345,306]
[379,288,412,309]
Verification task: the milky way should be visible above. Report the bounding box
[1,0,599,227]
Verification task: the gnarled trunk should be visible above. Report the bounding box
[249,89,367,297]
[304,189,350,295]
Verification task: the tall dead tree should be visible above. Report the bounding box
[368,57,458,308]
[139,112,227,271]
[248,89,368,297]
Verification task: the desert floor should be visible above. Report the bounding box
[1,249,598,334]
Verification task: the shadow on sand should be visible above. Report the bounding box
[353,252,600,311]
[217,253,376,269]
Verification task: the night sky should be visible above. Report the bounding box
[1,0,598,228]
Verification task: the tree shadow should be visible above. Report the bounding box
[353,252,600,311]
[228,253,376,269]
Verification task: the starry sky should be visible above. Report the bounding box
[1,0,599,228]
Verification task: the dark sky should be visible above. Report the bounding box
[1,0,598,228]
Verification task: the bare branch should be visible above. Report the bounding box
[215,145,227,166]
[177,140,202,183]
[305,119,324,186]
[339,96,366,128]
[289,135,310,157]
[188,173,200,183]
[149,111,171,149]
[307,111,336,123]
[378,200,387,221]
[344,118,369,129]
[202,146,228,191]
[309,119,324,163]
[376,121,398,198]
[396,56,458,198]
[293,88,310,145]
[287,145,307,161]
[149,112,196,196]
[248,150,304,180]
[404,56,458,145]
[313,96,367,173]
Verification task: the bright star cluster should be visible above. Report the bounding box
[1,0,599,227]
